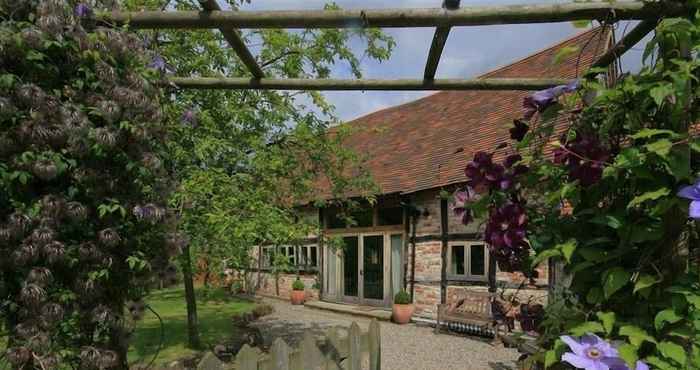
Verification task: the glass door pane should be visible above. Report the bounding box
[343,236,359,297]
[390,234,403,298]
[363,235,384,300]
[325,247,337,297]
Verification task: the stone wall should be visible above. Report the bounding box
[255,272,320,302]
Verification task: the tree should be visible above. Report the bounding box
[0,1,177,368]
[123,0,394,349]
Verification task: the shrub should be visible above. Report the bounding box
[252,303,274,319]
[292,279,305,291]
[394,290,411,305]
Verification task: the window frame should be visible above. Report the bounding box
[446,241,489,282]
[259,244,319,271]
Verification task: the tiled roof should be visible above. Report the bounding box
[325,27,612,197]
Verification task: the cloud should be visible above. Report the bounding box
[235,0,640,121]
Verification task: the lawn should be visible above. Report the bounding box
[128,286,256,366]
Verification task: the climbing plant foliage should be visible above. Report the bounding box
[457,4,700,369]
[0,1,179,368]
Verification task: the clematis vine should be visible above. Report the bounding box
[561,334,650,370]
[451,190,474,225]
[553,133,610,187]
[678,178,700,219]
[523,79,580,120]
[510,119,530,141]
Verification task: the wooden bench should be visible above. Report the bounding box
[435,290,506,342]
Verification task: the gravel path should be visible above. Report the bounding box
[255,298,519,370]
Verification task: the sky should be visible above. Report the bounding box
[232,0,650,122]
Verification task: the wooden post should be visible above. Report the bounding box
[237,345,258,370]
[368,320,381,370]
[402,201,410,291]
[488,250,497,293]
[199,0,264,78]
[166,77,572,91]
[410,214,417,302]
[271,338,290,370]
[440,198,448,304]
[302,331,322,370]
[318,207,325,299]
[424,26,452,79]
[98,2,683,29]
[324,327,342,370]
[588,19,658,71]
[348,322,361,370]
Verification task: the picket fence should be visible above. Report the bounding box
[233,319,381,370]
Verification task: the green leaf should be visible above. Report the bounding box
[532,249,562,267]
[628,188,670,209]
[619,325,657,346]
[649,83,674,106]
[589,215,623,229]
[655,309,683,331]
[631,129,678,140]
[596,311,616,334]
[618,344,639,369]
[552,46,579,66]
[569,321,605,336]
[587,287,603,304]
[658,341,686,365]
[691,138,700,153]
[634,274,661,294]
[645,139,673,157]
[603,267,632,299]
[544,349,558,369]
[558,239,577,263]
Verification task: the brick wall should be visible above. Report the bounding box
[255,272,320,302]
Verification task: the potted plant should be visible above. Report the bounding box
[392,290,414,324]
[290,278,306,305]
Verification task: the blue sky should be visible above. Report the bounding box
[235,0,649,122]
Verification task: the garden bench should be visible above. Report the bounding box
[435,290,506,342]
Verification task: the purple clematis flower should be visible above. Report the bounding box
[561,334,628,370]
[74,3,93,18]
[149,55,174,74]
[678,178,700,219]
[523,79,580,120]
[181,109,198,126]
[452,190,473,225]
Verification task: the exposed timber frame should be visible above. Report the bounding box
[166,77,571,91]
[95,1,682,91]
[198,0,264,78]
[99,2,683,29]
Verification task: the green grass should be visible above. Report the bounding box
[128,286,255,366]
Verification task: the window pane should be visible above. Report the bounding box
[451,246,465,275]
[343,237,359,297]
[309,246,318,267]
[350,208,373,227]
[378,207,403,226]
[298,246,307,266]
[470,244,486,276]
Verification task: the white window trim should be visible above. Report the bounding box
[446,241,489,282]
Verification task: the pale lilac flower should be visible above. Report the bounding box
[678,178,700,219]
[148,55,174,74]
[74,3,92,18]
[560,334,627,370]
[451,190,473,225]
[523,79,580,120]
[181,109,197,126]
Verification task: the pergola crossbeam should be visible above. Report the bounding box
[589,19,658,71]
[199,0,264,78]
[98,2,686,29]
[165,77,570,91]
[424,26,452,80]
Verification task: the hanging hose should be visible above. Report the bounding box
[145,304,164,370]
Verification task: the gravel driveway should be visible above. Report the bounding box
[254,298,519,370]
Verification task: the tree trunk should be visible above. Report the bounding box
[181,243,202,349]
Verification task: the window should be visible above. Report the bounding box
[259,245,318,270]
[447,242,488,281]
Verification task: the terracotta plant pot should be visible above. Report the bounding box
[392,303,414,324]
[290,290,305,305]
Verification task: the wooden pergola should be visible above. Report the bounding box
[97,1,687,91]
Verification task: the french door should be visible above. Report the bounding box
[341,234,387,306]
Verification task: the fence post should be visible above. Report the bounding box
[272,338,290,370]
[237,344,258,370]
[324,327,341,370]
[302,331,322,370]
[348,322,361,370]
[368,319,381,370]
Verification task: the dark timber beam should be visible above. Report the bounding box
[165,77,570,91]
[98,2,686,29]
[424,26,452,80]
[199,0,264,78]
[589,19,658,71]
